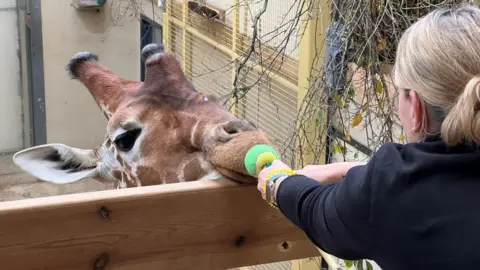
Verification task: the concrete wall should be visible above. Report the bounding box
[17,1,32,150]
[0,0,23,153]
[41,0,163,149]
[0,0,163,201]
[42,0,140,149]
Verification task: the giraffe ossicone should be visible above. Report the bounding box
[12,43,274,188]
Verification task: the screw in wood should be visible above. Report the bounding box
[234,235,246,248]
[281,241,290,250]
[93,252,109,270]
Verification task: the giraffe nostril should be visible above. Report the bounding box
[222,120,256,135]
[214,120,256,143]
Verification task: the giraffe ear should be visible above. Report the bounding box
[12,144,99,184]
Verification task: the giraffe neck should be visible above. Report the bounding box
[113,148,142,188]
[95,135,142,189]
[176,153,222,183]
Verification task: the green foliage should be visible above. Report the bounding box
[330,142,346,155]
[344,259,374,270]
[331,0,475,267]
[375,79,383,94]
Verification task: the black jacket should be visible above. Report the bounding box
[277,135,480,270]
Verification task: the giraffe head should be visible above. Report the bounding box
[13,44,273,188]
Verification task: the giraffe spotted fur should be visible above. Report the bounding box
[12,43,273,188]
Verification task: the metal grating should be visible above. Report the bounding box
[165,0,301,167]
[163,1,318,269]
[237,69,297,166]
[189,33,234,107]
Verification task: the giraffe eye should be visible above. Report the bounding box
[113,128,142,152]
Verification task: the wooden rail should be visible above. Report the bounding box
[0,179,318,270]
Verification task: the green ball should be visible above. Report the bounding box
[244,144,280,176]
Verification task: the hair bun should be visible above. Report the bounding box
[441,76,480,145]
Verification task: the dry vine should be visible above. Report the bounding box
[181,0,480,269]
[107,0,479,269]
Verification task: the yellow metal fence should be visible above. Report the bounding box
[162,0,334,269]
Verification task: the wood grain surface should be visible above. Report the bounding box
[0,179,318,270]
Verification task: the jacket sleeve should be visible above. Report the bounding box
[276,143,400,259]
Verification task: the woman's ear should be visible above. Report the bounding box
[409,90,424,134]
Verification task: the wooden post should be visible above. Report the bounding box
[182,0,193,79]
[163,0,172,52]
[296,0,331,167]
[230,0,240,116]
[295,0,340,269]
[0,179,318,270]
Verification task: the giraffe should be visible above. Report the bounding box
[12,43,273,189]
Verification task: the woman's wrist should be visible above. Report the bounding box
[263,170,295,208]
[257,160,296,209]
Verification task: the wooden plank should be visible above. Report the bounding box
[0,179,318,270]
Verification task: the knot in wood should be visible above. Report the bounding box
[234,235,245,248]
[99,206,109,218]
[93,252,109,270]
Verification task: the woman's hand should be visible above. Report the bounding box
[295,164,342,184]
[257,160,292,200]
[256,160,366,200]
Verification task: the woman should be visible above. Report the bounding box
[257,5,480,270]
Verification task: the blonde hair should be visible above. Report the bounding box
[394,4,480,146]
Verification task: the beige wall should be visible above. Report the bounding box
[41,0,164,149]
[0,0,23,152]
[18,3,32,150]
[143,0,163,23]
[0,0,164,200]
[41,0,161,149]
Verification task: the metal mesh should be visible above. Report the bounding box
[237,69,297,166]
[168,20,184,63]
[165,0,301,167]
[164,0,312,269]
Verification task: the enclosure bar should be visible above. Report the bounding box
[232,54,297,91]
[181,0,187,66]
[0,179,318,270]
[163,0,171,52]
[230,0,240,116]
[181,0,192,78]
[239,0,249,120]
[296,1,338,268]
[168,17,298,91]
[296,0,328,166]
[170,17,231,55]
[243,0,248,37]
[28,0,47,146]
